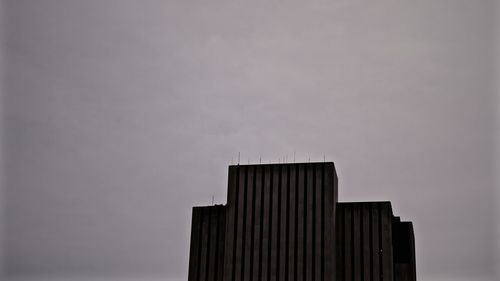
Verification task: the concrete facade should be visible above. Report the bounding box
[335,202,416,281]
[187,163,415,281]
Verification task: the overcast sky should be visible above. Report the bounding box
[1,0,499,281]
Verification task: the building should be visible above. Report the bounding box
[187,162,416,281]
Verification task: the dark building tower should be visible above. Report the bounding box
[223,163,338,281]
[187,163,416,281]
[335,202,416,281]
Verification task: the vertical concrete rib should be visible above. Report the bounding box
[323,163,336,281]
[362,204,371,281]
[279,165,288,281]
[188,208,202,281]
[344,205,352,281]
[252,166,263,281]
[353,204,361,281]
[380,203,393,281]
[199,210,210,281]
[371,204,380,281]
[261,165,271,281]
[249,167,257,281]
[244,166,255,281]
[235,167,248,281]
[207,209,218,281]
[296,164,305,281]
[216,207,226,281]
[270,165,280,281]
[305,165,314,281]
[288,165,297,281]
[335,205,344,281]
[314,164,323,281]
[408,223,416,281]
[224,167,238,281]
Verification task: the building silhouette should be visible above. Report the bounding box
[187,162,416,281]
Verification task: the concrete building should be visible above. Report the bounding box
[187,163,416,281]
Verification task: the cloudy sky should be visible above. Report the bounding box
[0,0,499,281]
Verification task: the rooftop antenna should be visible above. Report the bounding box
[294,151,296,163]
[308,157,311,162]
[212,195,214,205]
[324,154,326,162]
[259,157,262,164]
[248,159,250,164]
[238,152,240,165]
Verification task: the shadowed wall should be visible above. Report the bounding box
[222,163,337,281]
[187,206,226,281]
[335,202,416,281]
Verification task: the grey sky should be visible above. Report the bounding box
[1,0,499,280]
[0,0,5,277]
